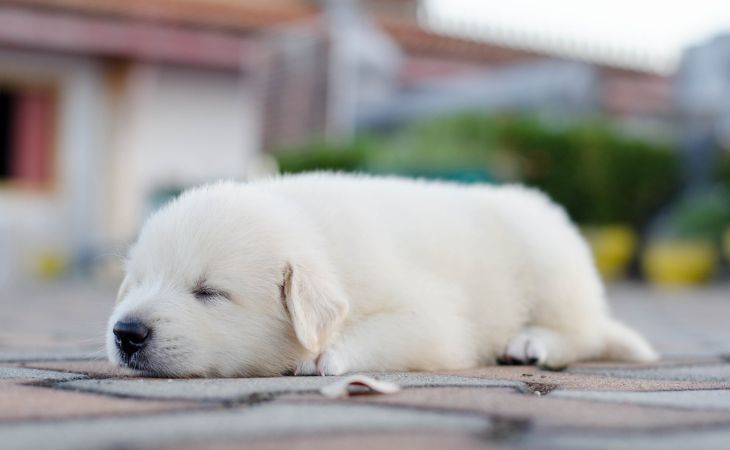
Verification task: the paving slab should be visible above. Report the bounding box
[0,381,198,421]
[19,360,134,378]
[0,367,85,381]
[0,283,111,357]
[551,389,730,411]
[288,387,730,430]
[1,282,729,450]
[608,283,730,357]
[56,373,526,401]
[0,350,105,363]
[158,430,505,450]
[0,401,492,450]
[439,365,730,391]
[519,427,730,450]
[569,363,730,382]
[570,355,725,369]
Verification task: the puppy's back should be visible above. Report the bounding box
[262,173,543,298]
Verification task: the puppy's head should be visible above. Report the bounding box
[106,183,348,377]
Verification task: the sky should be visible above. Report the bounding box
[423,0,730,73]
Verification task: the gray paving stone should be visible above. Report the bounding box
[0,350,104,363]
[57,373,525,401]
[0,367,86,381]
[0,401,492,450]
[569,364,730,382]
[377,373,525,390]
[609,283,730,357]
[520,427,730,450]
[550,389,730,410]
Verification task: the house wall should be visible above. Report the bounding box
[0,48,107,283]
[0,50,262,284]
[107,63,261,245]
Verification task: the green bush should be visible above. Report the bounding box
[276,138,371,174]
[274,113,681,226]
[717,151,730,190]
[498,117,680,225]
[661,188,730,243]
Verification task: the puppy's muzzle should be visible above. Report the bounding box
[113,320,151,359]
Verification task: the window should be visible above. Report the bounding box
[0,84,55,187]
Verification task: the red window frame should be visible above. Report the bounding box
[0,82,56,190]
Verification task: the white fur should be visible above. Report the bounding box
[107,173,658,377]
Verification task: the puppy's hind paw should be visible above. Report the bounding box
[499,331,548,366]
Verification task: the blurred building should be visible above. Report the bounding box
[0,0,712,284]
[357,6,674,134]
[675,34,730,186]
[0,0,330,281]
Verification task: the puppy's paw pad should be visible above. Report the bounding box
[294,358,318,376]
[316,351,347,376]
[501,333,548,366]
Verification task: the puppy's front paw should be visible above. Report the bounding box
[294,350,348,376]
[499,332,548,366]
[316,350,348,376]
[294,358,318,376]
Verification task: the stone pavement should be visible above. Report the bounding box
[1,281,730,450]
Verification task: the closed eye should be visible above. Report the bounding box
[192,281,230,303]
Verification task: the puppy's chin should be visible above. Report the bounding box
[112,352,203,378]
[119,354,165,377]
[106,343,202,378]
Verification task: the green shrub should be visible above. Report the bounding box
[274,113,681,226]
[276,138,371,174]
[499,117,680,225]
[717,151,730,190]
[661,188,730,243]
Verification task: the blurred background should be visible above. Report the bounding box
[1,0,729,291]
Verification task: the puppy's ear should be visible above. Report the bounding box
[281,262,349,354]
[116,275,131,304]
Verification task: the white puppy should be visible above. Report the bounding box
[107,173,657,377]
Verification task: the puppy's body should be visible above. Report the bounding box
[108,173,657,377]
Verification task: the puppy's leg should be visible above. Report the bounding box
[500,319,658,369]
[501,266,658,369]
[294,272,479,376]
[494,190,657,368]
[311,309,477,375]
[294,353,349,376]
[293,358,318,376]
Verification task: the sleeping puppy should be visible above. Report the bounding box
[107,173,657,377]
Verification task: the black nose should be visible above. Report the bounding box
[113,320,150,357]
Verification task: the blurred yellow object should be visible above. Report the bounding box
[583,225,637,281]
[642,240,717,287]
[34,250,66,279]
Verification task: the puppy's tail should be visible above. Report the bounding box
[599,319,659,363]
